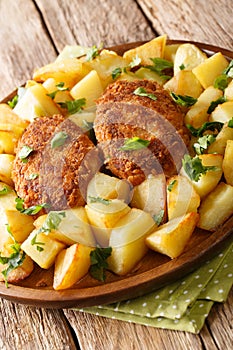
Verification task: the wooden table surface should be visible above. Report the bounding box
[0,0,232,349]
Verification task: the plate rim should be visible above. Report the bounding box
[0,39,233,308]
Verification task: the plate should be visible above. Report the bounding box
[0,40,233,309]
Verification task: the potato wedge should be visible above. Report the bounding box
[146,212,199,259]
[173,43,207,75]
[167,175,200,220]
[0,124,24,154]
[55,45,90,62]
[0,154,15,186]
[184,86,223,128]
[198,182,233,231]
[87,172,131,203]
[130,174,166,222]
[0,103,29,129]
[208,122,233,155]
[70,70,104,109]
[53,243,92,290]
[164,70,203,98]
[21,229,66,269]
[192,52,229,89]
[222,140,233,185]
[164,44,180,62]
[123,35,167,65]
[209,101,233,123]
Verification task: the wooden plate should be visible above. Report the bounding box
[0,40,233,309]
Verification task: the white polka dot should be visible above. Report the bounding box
[214,279,219,284]
[223,264,228,268]
[175,314,181,319]
[206,296,211,300]
[208,269,213,273]
[128,320,132,323]
[218,289,224,294]
[169,290,174,294]
[204,314,208,318]
[219,253,223,257]
[183,290,188,294]
[198,284,203,288]
[142,302,147,307]
[195,275,200,279]
[158,304,162,309]
[114,307,119,311]
[112,316,115,319]
[155,295,160,299]
[172,304,177,309]
[181,281,186,285]
[157,317,162,322]
[96,312,99,316]
[199,304,204,308]
[146,312,151,317]
[228,273,232,277]
[174,319,179,324]
[159,312,164,317]
[185,299,191,303]
[98,305,103,309]
[79,309,84,312]
[130,309,134,314]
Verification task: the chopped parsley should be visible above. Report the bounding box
[0,225,25,287]
[146,57,173,80]
[8,95,18,109]
[88,196,111,205]
[31,233,45,252]
[186,121,223,137]
[207,96,226,114]
[214,74,229,91]
[15,198,49,215]
[179,63,185,70]
[112,67,122,80]
[182,154,217,182]
[153,210,164,226]
[167,180,177,192]
[0,186,10,195]
[89,246,112,282]
[120,136,150,151]
[228,118,233,128]
[133,87,157,101]
[51,131,69,149]
[86,43,103,61]
[58,98,86,114]
[18,145,34,163]
[47,82,69,99]
[170,92,197,107]
[193,134,216,155]
[129,55,141,68]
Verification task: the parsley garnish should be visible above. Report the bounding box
[228,118,233,128]
[179,63,185,70]
[31,233,45,252]
[18,145,34,163]
[167,180,177,192]
[120,136,150,151]
[223,60,233,78]
[88,196,111,205]
[193,134,216,155]
[153,210,164,226]
[146,58,173,79]
[186,121,223,137]
[112,67,122,80]
[58,98,86,114]
[0,186,10,195]
[15,198,49,215]
[129,55,141,68]
[51,131,68,149]
[89,246,112,282]
[133,87,157,101]
[207,96,226,114]
[214,74,229,91]
[8,95,18,108]
[86,43,103,61]
[0,225,25,287]
[47,82,69,99]
[182,154,217,182]
[170,92,197,107]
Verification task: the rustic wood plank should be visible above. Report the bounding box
[0,299,77,350]
[34,0,155,50]
[0,0,57,100]
[137,0,233,50]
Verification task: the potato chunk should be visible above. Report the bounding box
[164,70,203,98]
[173,43,207,75]
[222,140,233,186]
[208,122,233,155]
[209,101,233,123]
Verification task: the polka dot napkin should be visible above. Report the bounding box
[79,241,233,333]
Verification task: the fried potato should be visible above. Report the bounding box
[0,254,34,284]
[222,140,233,186]
[173,43,207,75]
[164,70,203,98]
[0,154,15,186]
[0,124,24,154]
[224,80,233,101]
[146,212,199,259]
[42,78,73,103]
[209,101,233,123]
[53,243,92,290]
[198,182,233,231]
[208,122,233,155]
[0,103,29,129]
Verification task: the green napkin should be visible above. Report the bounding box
[78,241,233,333]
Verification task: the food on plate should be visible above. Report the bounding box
[0,35,233,290]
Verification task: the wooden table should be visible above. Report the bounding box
[0,1,232,349]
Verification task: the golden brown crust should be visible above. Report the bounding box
[95,80,189,185]
[12,115,101,210]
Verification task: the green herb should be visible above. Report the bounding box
[129,55,141,68]
[40,211,66,234]
[186,121,223,137]
[15,198,49,215]
[133,87,157,101]
[170,92,197,107]
[223,60,233,78]
[18,145,34,163]
[182,154,217,182]
[8,95,18,108]
[58,98,86,114]
[112,67,122,79]
[88,196,111,205]
[50,131,69,149]
[207,96,226,114]
[214,74,229,91]
[167,180,177,192]
[153,210,164,226]
[86,43,103,61]
[146,57,173,78]
[120,136,150,151]
[27,173,39,180]
[0,186,10,195]
[89,246,112,282]
[47,82,69,99]
[228,118,233,128]
[0,225,25,287]
[193,134,216,155]
[179,63,185,70]
[31,233,45,252]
